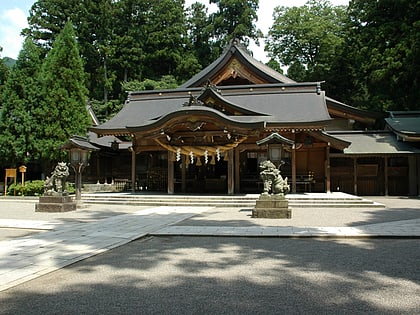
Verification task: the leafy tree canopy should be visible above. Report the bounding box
[265,0,346,82]
[343,0,420,111]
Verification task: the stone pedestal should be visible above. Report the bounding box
[252,194,291,219]
[36,194,76,212]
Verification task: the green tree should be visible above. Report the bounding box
[209,0,262,50]
[24,0,118,101]
[0,38,42,166]
[0,47,10,100]
[186,2,218,68]
[122,75,178,92]
[34,20,91,162]
[265,0,346,82]
[141,0,201,81]
[342,0,420,111]
[111,0,148,83]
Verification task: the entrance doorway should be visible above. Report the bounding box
[174,157,228,194]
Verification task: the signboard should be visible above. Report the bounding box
[4,168,17,195]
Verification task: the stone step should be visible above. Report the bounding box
[80,193,384,208]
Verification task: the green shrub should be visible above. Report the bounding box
[6,180,75,196]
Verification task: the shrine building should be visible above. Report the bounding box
[88,40,420,196]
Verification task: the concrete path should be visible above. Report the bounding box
[0,195,419,292]
[0,206,211,292]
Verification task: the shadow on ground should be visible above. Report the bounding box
[1,237,419,314]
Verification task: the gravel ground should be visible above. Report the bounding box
[0,236,419,315]
[175,196,420,227]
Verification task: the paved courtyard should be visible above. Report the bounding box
[0,195,419,314]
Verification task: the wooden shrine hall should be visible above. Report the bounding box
[89,40,420,196]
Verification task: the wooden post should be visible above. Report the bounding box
[408,156,417,196]
[181,155,186,193]
[325,145,331,193]
[292,145,297,193]
[384,156,388,196]
[131,147,136,192]
[167,151,174,194]
[353,157,358,195]
[234,147,240,193]
[227,149,234,195]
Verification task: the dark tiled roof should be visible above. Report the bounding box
[330,131,420,154]
[61,135,99,151]
[90,84,332,135]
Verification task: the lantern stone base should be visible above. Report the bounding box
[252,194,291,219]
[36,194,76,212]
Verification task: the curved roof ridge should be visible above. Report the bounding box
[179,40,295,88]
[198,86,269,116]
[126,106,266,132]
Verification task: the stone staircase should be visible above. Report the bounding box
[81,192,385,208]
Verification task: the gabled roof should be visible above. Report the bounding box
[256,133,294,146]
[179,39,295,88]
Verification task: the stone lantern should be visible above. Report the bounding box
[61,135,99,207]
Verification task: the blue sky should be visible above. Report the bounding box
[0,0,348,62]
[0,0,34,59]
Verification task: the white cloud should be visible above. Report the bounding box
[0,8,28,59]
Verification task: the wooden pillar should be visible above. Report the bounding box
[408,156,417,196]
[227,149,234,195]
[384,156,389,196]
[131,147,136,193]
[417,156,420,196]
[167,151,174,194]
[181,154,186,193]
[325,145,331,193]
[353,157,358,195]
[292,145,297,193]
[234,147,240,193]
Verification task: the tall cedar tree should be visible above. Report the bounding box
[342,0,420,111]
[209,0,262,52]
[34,20,90,162]
[0,38,42,166]
[186,2,218,68]
[24,0,118,101]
